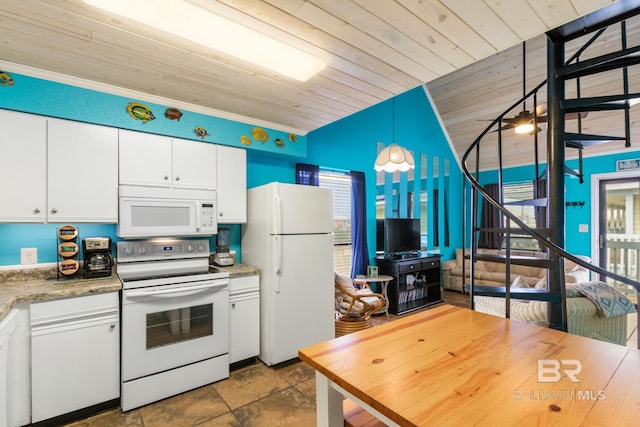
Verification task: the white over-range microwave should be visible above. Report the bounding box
[118,186,217,238]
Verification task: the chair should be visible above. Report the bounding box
[334,272,385,337]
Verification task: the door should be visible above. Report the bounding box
[48,118,119,222]
[263,233,334,365]
[217,145,246,223]
[172,138,217,190]
[121,280,229,381]
[598,177,640,300]
[119,129,173,187]
[0,109,47,221]
[270,183,334,234]
[30,293,119,423]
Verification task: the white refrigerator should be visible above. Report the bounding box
[241,182,334,366]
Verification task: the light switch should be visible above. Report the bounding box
[578,224,588,233]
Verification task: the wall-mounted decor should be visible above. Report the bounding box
[275,138,284,148]
[616,158,640,171]
[288,133,298,142]
[126,102,155,124]
[252,127,269,142]
[566,201,585,208]
[193,126,210,139]
[240,135,252,145]
[164,107,183,121]
[0,71,14,86]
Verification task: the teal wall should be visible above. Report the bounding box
[0,71,461,267]
[305,86,462,262]
[478,150,640,258]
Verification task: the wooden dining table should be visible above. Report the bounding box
[299,304,640,426]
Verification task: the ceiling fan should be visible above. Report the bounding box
[493,41,586,135]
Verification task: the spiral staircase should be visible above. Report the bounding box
[462,1,640,338]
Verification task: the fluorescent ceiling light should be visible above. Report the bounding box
[83,0,325,81]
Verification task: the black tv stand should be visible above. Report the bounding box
[376,254,443,315]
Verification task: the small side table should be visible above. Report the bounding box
[359,275,393,316]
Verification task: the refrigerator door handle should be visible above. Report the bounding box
[274,235,282,293]
[273,192,282,235]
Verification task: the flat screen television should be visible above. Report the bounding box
[384,218,421,254]
[376,219,385,254]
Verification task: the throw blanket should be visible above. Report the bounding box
[567,281,636,317]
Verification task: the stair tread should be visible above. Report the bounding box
[503,197,547,207]
[471,253,551,267]
[565,133,627,147]
[464,285,562,302]
[476,227,550,236]
[557,45,640,79]
[562,93,640,112]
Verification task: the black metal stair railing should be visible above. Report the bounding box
[460,44,640,330]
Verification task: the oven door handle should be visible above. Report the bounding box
[126,282,227,299]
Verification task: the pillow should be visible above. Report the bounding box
[511,276,528,288]
[335,272,355,290]
[534,277,546,290]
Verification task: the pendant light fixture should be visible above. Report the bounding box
[374,98,415,172]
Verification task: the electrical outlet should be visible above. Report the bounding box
[20,248,37,265]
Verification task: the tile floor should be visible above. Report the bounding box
[65,360,318,427]
[65,291,638,427]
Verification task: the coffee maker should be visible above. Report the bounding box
[213,228,233,266]
[82,237,114,278]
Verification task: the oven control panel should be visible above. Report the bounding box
[117,239,210,262]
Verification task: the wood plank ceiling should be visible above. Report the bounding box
[0,0,624,168]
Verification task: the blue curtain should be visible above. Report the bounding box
[295,163,319,186]
[350,171,369,277]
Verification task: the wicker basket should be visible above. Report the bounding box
[335,313,373,337]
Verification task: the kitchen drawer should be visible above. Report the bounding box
[398,261,422,274]
[422,259,440,270]
[229,275,259,294]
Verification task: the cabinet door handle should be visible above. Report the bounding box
[164,175,169,180]
[110,324,116,329]
[50,208,58,214]
[175,176,180,181]
[33,208,40,214]
[231,303,236,309]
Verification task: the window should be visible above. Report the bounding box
[502,182,539,250]
[319,171,352,275]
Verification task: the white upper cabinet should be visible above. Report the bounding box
[47,118,118,222]
[118,130,172,187]
[172,138,217,190]
[216,145,246,223]
[119,130,216,190]
[0,111,118,223]
[0,110,47,222]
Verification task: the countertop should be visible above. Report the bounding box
[0,267,121,321]
[0,262,260,322]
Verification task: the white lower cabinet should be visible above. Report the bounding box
[0,305,30,427]
[0,309,18,427]
[7,306,31,427]
[229,275,260,364]
[30,293,120,423]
